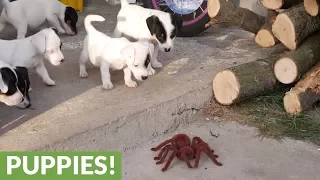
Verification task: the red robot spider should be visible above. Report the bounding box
[150,133,222,171]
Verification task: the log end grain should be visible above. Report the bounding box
[304,0,319,16]
[212,70,240,105]
[208,0,221,18]
[274,57,298,84]
[255,29,277,47]
[272,13,297,50]
[283,91,302,114]
[260,0,283,10]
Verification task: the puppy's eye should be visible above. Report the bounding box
[60,43,63,49]
[134,65,139,67]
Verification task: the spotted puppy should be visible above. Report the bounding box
[113,0,183,75]
[0,60,31,108]
[0,0,78,39]
[79,15,153,90]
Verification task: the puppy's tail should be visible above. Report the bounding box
[84,15,105,33]
[115,0,129,7]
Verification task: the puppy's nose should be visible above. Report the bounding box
[26,103,31,108]
[165,48,171,52]
[60,59,65,63]
[142,76,148,80]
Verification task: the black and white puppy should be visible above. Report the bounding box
[113,0,183,73]
[0,27,64,86]
[0,0,78,39]
[0,60,31,108]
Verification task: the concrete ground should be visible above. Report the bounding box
[124,117,320,180]
[0,4,319,180]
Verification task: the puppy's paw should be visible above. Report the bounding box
[45,79,56,86]
[58,29,66,34]
[80,71,89,78]
[102,82,114,90]
[152,61,163,69]
[148,67,156,76]
[66,29,76,36]
[125,81,137,88]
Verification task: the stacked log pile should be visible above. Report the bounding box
[208,0,320,114]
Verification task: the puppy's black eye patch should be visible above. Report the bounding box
[15,67,31,101]
[170,28,177,39]
[144,54,150,68]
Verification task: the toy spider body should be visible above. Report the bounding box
[151,133,222,171]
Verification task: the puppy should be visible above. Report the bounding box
[0,27,64,86]
[0,60,31,108]
[113,0,183,74]
[79,15,153,90]
[0,0,78,39]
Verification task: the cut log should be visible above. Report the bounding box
[260,0,303,10]
[213,56,283,105]
[273,32,320,84]
[207,0,265,34]
[304,0,320,16]
[255,10,280,47]
[272,3,320,50]
[283,62,320,114]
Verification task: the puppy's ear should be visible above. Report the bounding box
[65,6,78,23]
[0,68,15,94]
[31,34,46,53]
[0,73,8,94]
[171,14,183,31]
[120,45,135,64]
[65,6,78,34]
[146,15,160,35]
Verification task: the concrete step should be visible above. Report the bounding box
[0,5,281,151]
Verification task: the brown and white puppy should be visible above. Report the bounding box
[0,0,78,39]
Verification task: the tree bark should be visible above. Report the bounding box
[213,56,284,105]
[260,0,303,9]
[255,10,280,47]
[304,0,320,16]
[273,32,320,84]
[206,0,265,34]
[272,3,320,50]
[283,62,320,114]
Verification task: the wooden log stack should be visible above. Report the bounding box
[208,0,320,114]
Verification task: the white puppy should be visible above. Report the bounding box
[79,15,153,90]
[0,60,31,108]
[0,0,78,39]
[113,0,183,73]
[0,27,64,86]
